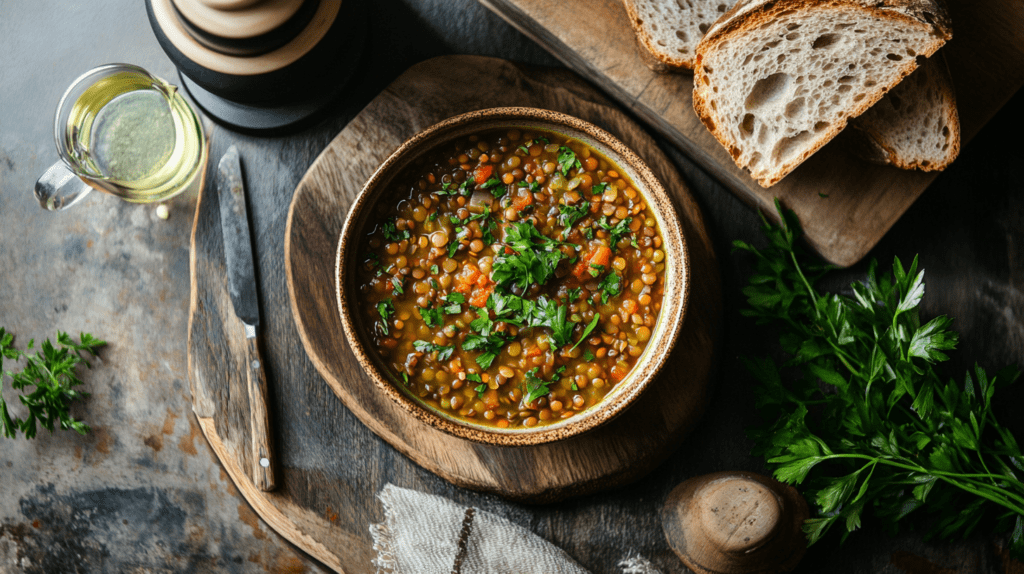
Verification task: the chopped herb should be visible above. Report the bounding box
[491,221,568,291]
[517,180,541,193]
[583,227,594,240]
[598,216,633,248]
[482,178,507,198]
[570,315,600,351]
[567,287,582,303]
[474,384,487,398]
[447,240,459,258]
[557,201,590,239]
[557,146,582,176]
[583,349,596,362]
[630,236,639,249]
[381,218,410,243]
[598,271,622,304]
[467,373,483,383]
[442,292,464,315]
[818,192,829,198]
[459,180,474,196]
[571,383,578,391]
[428,212,438,222]
[431,264,440,275]
[588,263,605,278]
[366,253,380,268]
[437,182,459,196]
[391,276,404,296]
[592,182,608,196]
[401,372,409,385]
[376,300,395,336]
[431,278,439,290]
[0,329,105,439]
[517,145,529,154]
[412,340,454,361]
[523,366,566,405]
[419,304,444,328]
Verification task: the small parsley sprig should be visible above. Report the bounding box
[0,328,106,439]
[735,200,1024,558]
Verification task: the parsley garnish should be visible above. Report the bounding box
[431,264,440,275]
[381,218,410,243]
[736,200,1024,559]
[0,329,105,439]
[583,227,594,240]
[567,287,582,303]
[598,272,622,304]
[592,182,608,196]
[447,239,460,258]
[412,340,454,361]
[557,201,590,239]
[523,366,567,405]
[419,304,444,328]
[482,177,507,198]
[588,263,605,278]
[583,349,596,362]
[598,216,632,248]
[557,146,582,177]
[391,276,404,296]
[442,292,464,315]
[428,212,438,222]
[376,300,395,335]
[491,222,568,291]
[570,316,600,351]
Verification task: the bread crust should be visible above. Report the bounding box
[846,52,960,171]
[622,0,695,71]
[692,0,952,186]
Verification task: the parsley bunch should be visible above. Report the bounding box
[0,328,105,439]
[735,201,1024,558]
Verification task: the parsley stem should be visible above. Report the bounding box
[817,453,1024,514]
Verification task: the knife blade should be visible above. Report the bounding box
[217,145,276,492]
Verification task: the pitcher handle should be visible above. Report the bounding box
[35,162,93,211]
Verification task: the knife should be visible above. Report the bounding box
[217,145,276,492]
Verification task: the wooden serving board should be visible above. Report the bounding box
[189,55,720,572]
[285,56,721,503]
[476,0,1024,267]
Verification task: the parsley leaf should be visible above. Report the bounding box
[442,292,464,315]
[583,349,596,362]
[737,199,1024,559]
[557,201,590,239]
[523,366,567,405]
[381,218,410,243]
[557,146,582,176]
[598,272,622,304]
[391,276,404,296]
[412,340,454,362]
[419,303,444,328]
[482,177,507,198]
[491,222,567,291]
[598,216,632,248]
[376,300,395,335]
[0,329,105,439]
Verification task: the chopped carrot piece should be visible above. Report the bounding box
[610,365,627,381]
[474,164,493,184]
[589,245,611,269]
[526,346,543,357]
[469,285,492,308]
[512,192,534,211]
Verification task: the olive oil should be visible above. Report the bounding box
[65,70,205,202]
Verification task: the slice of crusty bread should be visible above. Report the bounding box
[844,51,960,171]
[692,0,952,187]
[623,0,732,72]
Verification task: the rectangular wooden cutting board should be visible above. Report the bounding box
[478,0,1024,266]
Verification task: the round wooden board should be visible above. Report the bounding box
[284,55,722,503]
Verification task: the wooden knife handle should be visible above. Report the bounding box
[245,335,276,491]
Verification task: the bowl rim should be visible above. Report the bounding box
[335,107,690,446]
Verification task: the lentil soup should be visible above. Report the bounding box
[353,127,668,430]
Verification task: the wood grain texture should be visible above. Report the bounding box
[475,0,1024,266]
[285,55,722,502]
[245,335,276,491]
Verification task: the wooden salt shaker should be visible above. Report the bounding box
[661,471,809,574]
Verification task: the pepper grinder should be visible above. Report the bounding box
[146,0,366,131]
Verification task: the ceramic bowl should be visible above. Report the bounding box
[335,107,689,445]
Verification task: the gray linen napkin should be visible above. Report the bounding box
[370,484,663,574]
